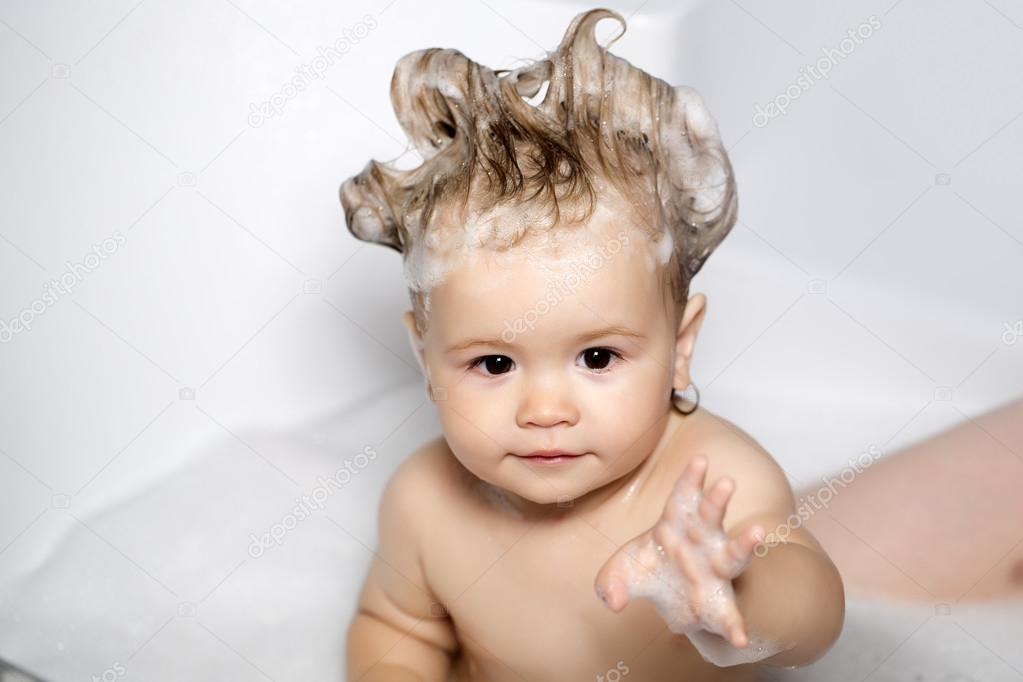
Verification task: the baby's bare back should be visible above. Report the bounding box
[350,407,790,681]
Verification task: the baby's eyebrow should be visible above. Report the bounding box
[445,325,645,354]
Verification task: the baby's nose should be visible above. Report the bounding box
[516,378,579,428]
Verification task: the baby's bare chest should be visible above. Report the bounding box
[426,510,756,682]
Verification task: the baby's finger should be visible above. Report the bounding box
[724,603,749,649]
[594,546,639,613]
[669,454,708,506]
[698,476,735,529]
[719,525,765,578]
[662,455,708,525]
[669,540,702,584]
[679,454,708,492]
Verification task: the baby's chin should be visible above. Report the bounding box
[482,480,593,512]
[469,456,637,511]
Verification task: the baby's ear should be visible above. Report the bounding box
[675,293,708,369]
[401,310,428,377]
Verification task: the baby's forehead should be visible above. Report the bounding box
[426,209,671,333]
[459,202,658,275]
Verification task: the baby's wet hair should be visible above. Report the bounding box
[339,7,737,335]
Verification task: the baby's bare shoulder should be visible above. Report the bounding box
[379,436,470,527]
[385,434,459,491]
[683,410,798,521]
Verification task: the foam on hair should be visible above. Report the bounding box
[339,7,737,334]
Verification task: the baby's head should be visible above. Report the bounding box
[339,8,737,509]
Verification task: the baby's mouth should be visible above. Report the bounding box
[516,450,587,465]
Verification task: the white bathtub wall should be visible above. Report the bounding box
[0,0,1021,680]
[679,0,1023,490]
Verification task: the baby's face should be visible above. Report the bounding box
[404,201,699,510]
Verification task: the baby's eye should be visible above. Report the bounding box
[469,355,515,376]
[578,347,623,373]
[468,349,623,376]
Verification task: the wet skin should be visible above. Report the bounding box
[346,200,844,680]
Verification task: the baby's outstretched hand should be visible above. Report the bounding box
[594,454,765,649]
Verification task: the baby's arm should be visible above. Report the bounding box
[346,446,459,681]
[721,449,845,666]
[595,443,844,667]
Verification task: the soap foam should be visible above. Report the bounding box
[619,484,789,666]
[401,197,673,324]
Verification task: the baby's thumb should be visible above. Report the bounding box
[594,551,633,613]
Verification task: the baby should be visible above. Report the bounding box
[338,8,844,681]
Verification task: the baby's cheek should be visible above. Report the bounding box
[437,402,500,461]
[589,390,668,467]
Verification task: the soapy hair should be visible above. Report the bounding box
[339,7,737,335]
